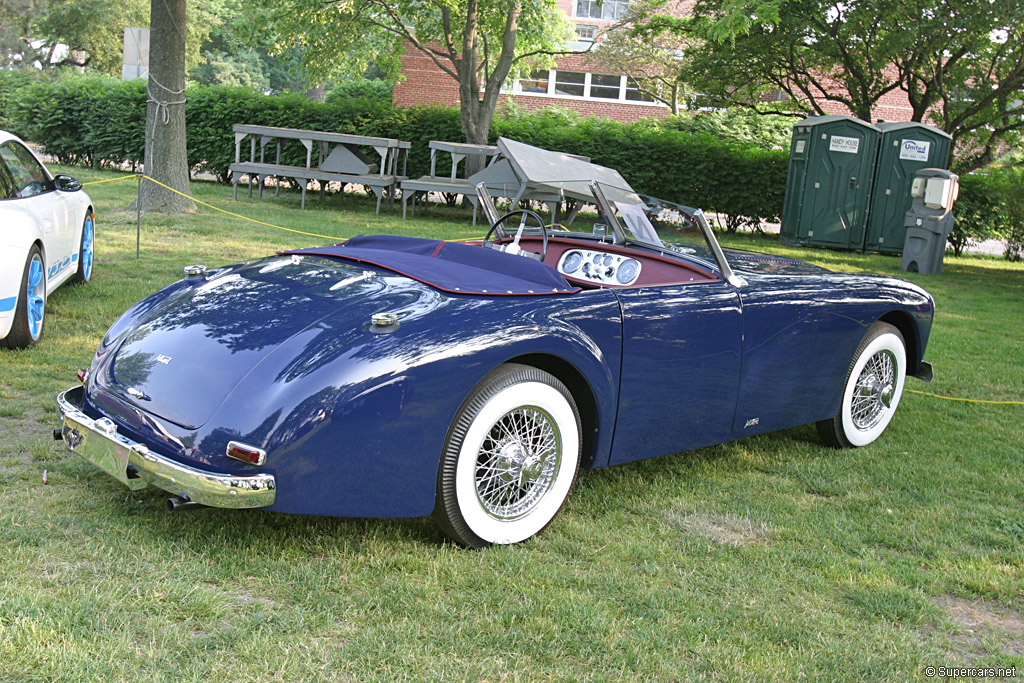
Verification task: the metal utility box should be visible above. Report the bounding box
[864,122,952,253]
[781,116,880,249]
[901,168,959,274]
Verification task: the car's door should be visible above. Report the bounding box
[608,280,743,466]
[0,141,76,287]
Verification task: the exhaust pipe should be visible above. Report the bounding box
[166,495,201,512]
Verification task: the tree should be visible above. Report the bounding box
[589,0,692,114]
[136,0,195,212]
[259,0,575,146]
[681,0,1024,171]
[0,0,217,75]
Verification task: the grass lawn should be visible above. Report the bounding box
[1,167,1022,681]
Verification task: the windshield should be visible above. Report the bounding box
[475,180,742,284]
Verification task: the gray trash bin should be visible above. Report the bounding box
[901,168,959,274]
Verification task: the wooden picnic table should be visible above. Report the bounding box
[230,124,410,213]
[400,140,500,224]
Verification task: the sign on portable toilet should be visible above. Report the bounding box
[780,116,881,250]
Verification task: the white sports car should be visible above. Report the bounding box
[0,130,94,348]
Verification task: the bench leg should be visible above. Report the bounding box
[248,173,254,198]
[402,194,408,220]
[375,189,383,215]
[301,182,307,210]
[232,179,238,201]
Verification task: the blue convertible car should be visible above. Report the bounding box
[57,182,934,547]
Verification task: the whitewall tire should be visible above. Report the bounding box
[434,364,581,548]
[817,322,907,448]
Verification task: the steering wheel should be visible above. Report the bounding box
[484,209,549,262]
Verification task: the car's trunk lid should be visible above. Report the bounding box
[96,255,400,429]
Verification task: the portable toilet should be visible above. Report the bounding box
[781,116,881,250]
[864,122,952,253]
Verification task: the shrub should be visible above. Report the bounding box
[950,173,1003,257]
[0,70,38,135]
[6,74,789,225]
[999,167,1024,262]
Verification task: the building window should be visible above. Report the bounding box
[554,70,586,97]
[519,69,550,94]
[575,0,630,20]
[625,77,655,102]
[590,74,623,100]
[575,25,598,41]
[510,69,665,107]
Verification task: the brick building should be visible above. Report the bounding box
[392,0,915,123]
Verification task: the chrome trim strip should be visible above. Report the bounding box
[693,209,747,288]
[587,180,628,245]
[475,182,503,227]
[57,386,276,509]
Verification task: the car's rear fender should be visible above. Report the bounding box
[185,290,623,518]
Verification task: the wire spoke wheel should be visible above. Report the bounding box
[435,364,581,548]
[850,348,896,430]
[817,322,906,448]
[474,406,561,520]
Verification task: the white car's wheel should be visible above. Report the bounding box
[817,322,906,448]
[434,364,581,548]
[72,212,94,283]
[3,245,46,349]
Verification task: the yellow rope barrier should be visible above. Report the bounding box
[81,174,139,186]
[906,389,1024,406]
[141,175,341,241]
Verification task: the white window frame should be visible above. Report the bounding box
[508,69,667,108]
[574,0,631,21]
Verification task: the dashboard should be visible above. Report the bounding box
[556,248,642,286]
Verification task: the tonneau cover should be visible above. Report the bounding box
[283,235,580,296]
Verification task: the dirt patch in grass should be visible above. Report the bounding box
[931,596,1024,659]
[666,509,774,548]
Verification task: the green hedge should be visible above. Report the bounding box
[950,173,1002,257]
[1,72,788,225]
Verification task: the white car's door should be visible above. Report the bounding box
[0,141,76,288]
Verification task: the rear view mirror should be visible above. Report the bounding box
[54,174,82,192]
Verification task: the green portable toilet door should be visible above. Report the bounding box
[800,126,877,248]
[865,123,953,253]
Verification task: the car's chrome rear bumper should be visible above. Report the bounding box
[57,386,276,508]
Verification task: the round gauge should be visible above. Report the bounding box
[616,259,640,285]
[562,251,583,273]
[603,254,613,266]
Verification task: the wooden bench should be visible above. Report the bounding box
[229,125,410,213]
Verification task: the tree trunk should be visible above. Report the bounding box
[136,0,195,213]
[306,83,326,102]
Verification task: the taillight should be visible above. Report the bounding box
[77,369,89,383]
[226,441,267,466]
